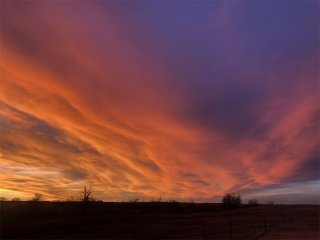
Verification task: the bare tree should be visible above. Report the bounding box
[66,196,77,202]
[188,199,195,213]
[0,197,7,201]
[267,200,275,205]
[30,193,46,201]
[248,199,259,206]
[80,186,94,202]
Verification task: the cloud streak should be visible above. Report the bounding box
[0,1,318,203]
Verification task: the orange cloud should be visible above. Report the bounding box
[0,1,318,202]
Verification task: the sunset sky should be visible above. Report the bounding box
[0,1,319,204]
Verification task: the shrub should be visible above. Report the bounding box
[0,197,7,201]
[248,199,259,206]
[167,200,184,214]
[66,196,77,202]
[30,193,46,201]
[11,198,21,201]
[188,199,195,212]
[267,200,274,205]
[221,193,242,210]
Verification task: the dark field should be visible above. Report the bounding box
[1,202,319,239]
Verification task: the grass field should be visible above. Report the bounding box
[1,202,319,239]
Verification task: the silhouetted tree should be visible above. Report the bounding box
[221,193,242,210]
[267,200,274,205]
[80,186,95,202]
[66,196,77,202]
[11,198,21,201]
[248,199,259,206]
[167,200,183,213]
[0,197,7,201]
[188,199,195,213]
[30,193,46,201]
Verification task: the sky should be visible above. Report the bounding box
[0,1,319,204]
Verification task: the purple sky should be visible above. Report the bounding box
[0,1,319,203]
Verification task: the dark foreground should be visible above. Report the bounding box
[1,202,319,239]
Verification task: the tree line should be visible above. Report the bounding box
[0,187,275,207]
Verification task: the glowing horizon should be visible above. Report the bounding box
[0,1,319,203]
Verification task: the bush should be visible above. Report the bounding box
[30,193,46,201]
[221,193,242,210]
[267,200,274,205]
[248,199,259,206]
[167,200,184,214]
[66,196,77,202]
[11,198,21,201]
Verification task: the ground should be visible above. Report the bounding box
[1,204,319,239]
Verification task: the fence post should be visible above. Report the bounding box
[229,221,232,240]
[203,225,206,240]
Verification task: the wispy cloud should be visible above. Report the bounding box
[0,1,318,203]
